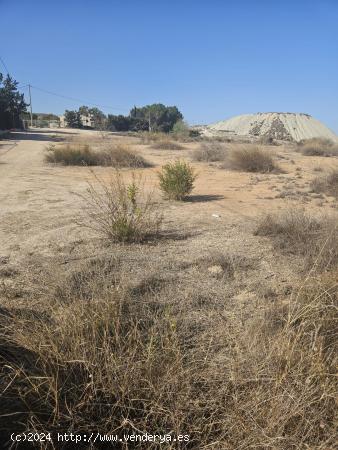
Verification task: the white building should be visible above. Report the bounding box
[59,114,93,128]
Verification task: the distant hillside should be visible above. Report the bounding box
[204,112,338,142]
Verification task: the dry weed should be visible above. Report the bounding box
[81,171,162,243]
[311,169,338,198]
[298,137,338,156]
[227,145,280,173]
[0,263,336,448]
[45,142,150,168]
[150,137,184,151]
[255,207,338,270]
[192,141,227,162]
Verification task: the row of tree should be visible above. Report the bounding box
[109,104,183,132]
[64,103,183,133]
[64,106,106,129]
[0,73,184,135]
[0,73,27,130]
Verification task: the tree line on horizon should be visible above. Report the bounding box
[0,71,185,135]
[64,103,184,133]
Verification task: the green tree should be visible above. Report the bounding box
[64,110,82,128]
[79,105,90,116]
[0,73,27,129]
[130,104,183,132]
[88,107,106,129]
[107,114,131,131]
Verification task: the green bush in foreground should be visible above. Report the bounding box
[158,160,197,200]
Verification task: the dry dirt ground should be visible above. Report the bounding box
[0,128,337,307]
[1,128,337,448]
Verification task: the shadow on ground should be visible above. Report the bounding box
[6,130,76,142]
[185,194,225,203]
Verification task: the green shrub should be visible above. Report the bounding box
[158,160,197,200]
[171,120,190,136]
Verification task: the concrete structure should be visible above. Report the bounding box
[59,114,93,128]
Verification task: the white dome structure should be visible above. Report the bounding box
[205,112,337,142]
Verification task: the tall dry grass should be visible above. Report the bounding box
[81,171,162,243]
[311,169,338,198]
[192,141,227,162]
[45,142,151,168]
[255,207,338,270]
[150,138,184,151]
[227,145,280,173]
[0,260,336,448]
[298,137,338,156]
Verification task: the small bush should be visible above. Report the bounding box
[158,160,197,200]
[171,120,190,136]
[298,138,338,156]
[257,135,276,145]
[255,207,338,270]
[192,142,227,162]
[228,145,279,173]
[102,142,151,168]
[45,142,150,168]
[82,171,162,243]
[138,132,170,145]
[45,143,101,165]
[150,137,184,151]
[256,207,322,245]
[310,169,338,198]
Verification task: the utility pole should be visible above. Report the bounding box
[148,111,151,132]
[28,84,33,128]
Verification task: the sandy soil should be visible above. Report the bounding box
[0,128,337,307]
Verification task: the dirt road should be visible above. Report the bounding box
[0,129,91,262]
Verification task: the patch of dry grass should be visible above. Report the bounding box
[311,169,338,198]
[138,131,192,145]
[227,145,280,173]
[192,141,227,162]
[255,207,338,270]
[0,255,336,448]
[45,143,102,166]
[257,135,277,145]
[103,142,152,168]
[298,138,338,156]
[150,137,184,151]
[45,142,151,168]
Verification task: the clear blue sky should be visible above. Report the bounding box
[1,0,337,132]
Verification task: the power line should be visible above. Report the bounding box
[0,55,10,75]
[29,84,128,113]
[1,58,130,114]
